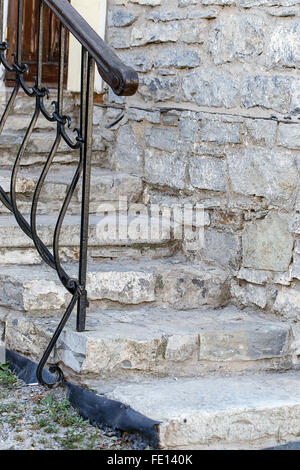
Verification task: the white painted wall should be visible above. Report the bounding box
[67,0,107,93]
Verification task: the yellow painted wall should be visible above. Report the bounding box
[67,0,107,93]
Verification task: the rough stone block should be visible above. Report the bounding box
[237,267,272,285]
[200,230,241,270]
[245,119,277,147]
[189,156,226,192]
[183,70,239,108]
[230,280,267,308]
[241,75,295,113]
[278,123,300,150]
[154,48,200,69]
[178,118,199,142]
[131,23,180,46]
[200,120,241,144]
[87,271,156,304]
[165,334,199,361]
[267,21,300,69]
[209,14,265,65]
[227,147,298,206]
[242,212,293,272]
[145,149,186,189]
[274,285,300,321]
[148,9,187,22]
[145,126,177,152]
[115,124,143,174]
[107,9,137,27]
[156,264,230,309]
[139,75,179,102]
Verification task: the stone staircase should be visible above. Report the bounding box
[1,90,300,449]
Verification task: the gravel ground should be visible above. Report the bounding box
[0,363,149,450]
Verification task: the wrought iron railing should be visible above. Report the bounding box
[0,0,138,387]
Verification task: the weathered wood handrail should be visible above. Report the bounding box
[44,0,138,96]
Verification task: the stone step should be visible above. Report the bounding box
[0,260,230,311]
[0,167,143,214]
[0,131,105,167]
[105,371,300,449]
[2,306,294,383]
[0,89,77,116]
[0,210,174,251]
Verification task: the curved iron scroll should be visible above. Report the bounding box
[0,0,138,388]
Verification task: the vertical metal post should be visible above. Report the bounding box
[57,23,66,114]
[16,0,23,64]
[37,0,44,88]
[77,50,95,332]
[0,0,4,43]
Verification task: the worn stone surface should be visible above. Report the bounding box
[155,263,230,309]
[108,372,300,449]
[245,120,277,147]
[3,306,293,379]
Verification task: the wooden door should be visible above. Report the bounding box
[6,0,69,86]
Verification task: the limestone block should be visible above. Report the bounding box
[274,285,300,321]
[189,157,226,192]
[165,334,199,361]
[278,123,300,150]
[209,14,265,65]
[145,126,177,152]
[230,280,267,308]
[145,149,186,189]
[243,212,293,272]
[241,75,296,113]
[227,147,298,206]
[267,21,300,69]
[183,69,239,108]
[200,120,241,145]
[87,271,156,304]
[154,48,200,69]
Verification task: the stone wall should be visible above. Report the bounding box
[99,0,300,321]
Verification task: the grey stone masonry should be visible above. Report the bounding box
[104,0,300,321]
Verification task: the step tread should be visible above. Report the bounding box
[73,305,291,341]
[0,167,142,192]
[0,258,224,280]
[105,371,300,448]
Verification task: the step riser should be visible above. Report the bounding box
[0,244,178,264]
[0,172,143,215]
[0,264,230,311]
[2,312,294,381]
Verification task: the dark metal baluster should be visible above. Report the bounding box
[77,49,95,332]
[0,0,3,42]
[36,25,84,388]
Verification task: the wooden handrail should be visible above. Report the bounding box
[44,0,138,96]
